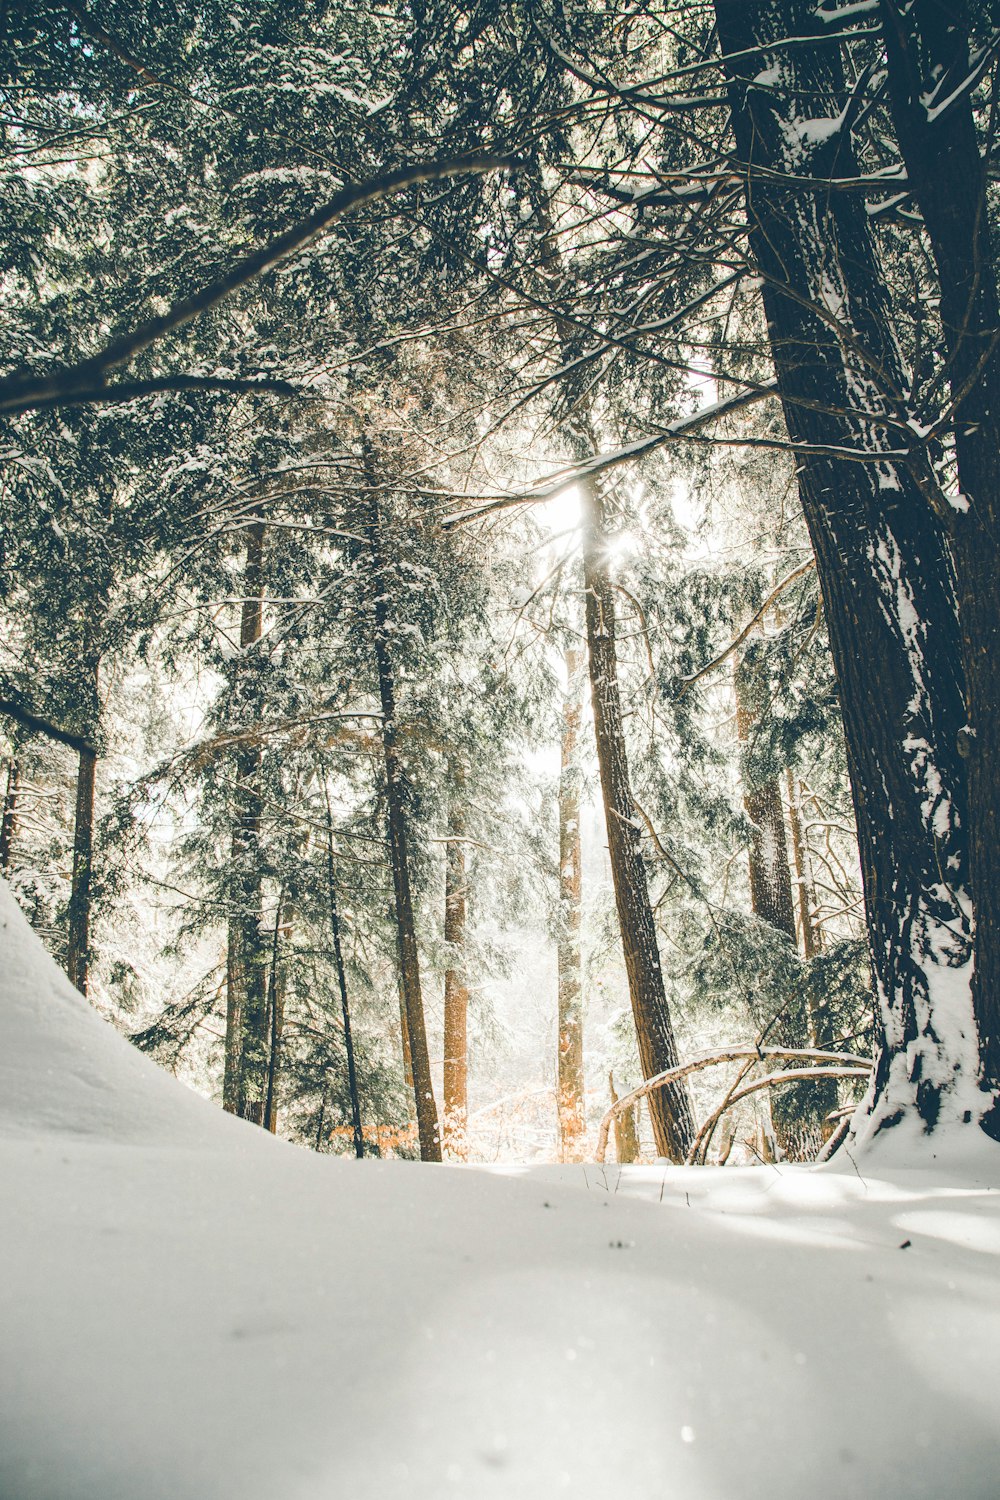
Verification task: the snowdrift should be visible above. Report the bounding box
[2,878,999,1499]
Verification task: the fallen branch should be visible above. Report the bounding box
[686,1067,871,1165]
[593,1044,873,1163]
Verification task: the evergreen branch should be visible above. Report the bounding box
[0,152,516,416]
[677,558,817,697]
[20,375,300,412]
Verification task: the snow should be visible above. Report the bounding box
[2,877,1000,1499]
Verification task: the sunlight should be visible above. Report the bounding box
[543,481,583,540]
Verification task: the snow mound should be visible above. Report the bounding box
[2,877,1000,1499]
[0,877,231,1146]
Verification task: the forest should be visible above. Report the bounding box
[2,2,1000,1497]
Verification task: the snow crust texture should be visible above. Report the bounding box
[2,879,1000,1499]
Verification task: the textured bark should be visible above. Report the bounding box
[365,490,441,1162]
[225,523,267,1123]
[716,0,976,1138]
[879,0,1000,1126]
[0,760,20,871]
[582,478,695,1161]
[442,774,469,1160]
[66,745,96,996]
[557,648,586,1161]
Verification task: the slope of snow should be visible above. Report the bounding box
[2,878,999,1499]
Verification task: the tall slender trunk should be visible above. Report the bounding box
[325,803,364,1160]
[530,177,693,1158]
[0,759,20,871]
[736,656,826,1152]
[66,744,97,995]
[225,522,268,1122]
[582,478,695,1161]
[364,488,441,1162]
[735,659,796,940]
[609,1072,639,1164]
[442,770,469,1159]
[879,0,1000,1127]
[786,771,821,963]
[716,0,976,1139]
[557,647,586,1161]
[264,897,289,1135]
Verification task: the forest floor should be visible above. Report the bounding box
[2,878,999,1500]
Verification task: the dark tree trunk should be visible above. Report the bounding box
[325,808,364,1160]
[66,744,97,996]
[225,522,268,1123]
[365,491,441,1162]
[442,772,469,1159]
[716,0,977,1140]
[0,759,20,871]
[263,897,289,1136]
[557,647,586,1160]
[582,478,695,1161]
[879,0,1000,1128]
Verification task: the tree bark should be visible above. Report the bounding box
[0,759,20,871]
[225,522,268,1122]
[582,477,695,1160]
[442,771,470,1160]
[878,0,1000,1128]
[557,648,586,1160]
[66,744,97,995]
[716,0,977,1139]
[365,489,441,1161]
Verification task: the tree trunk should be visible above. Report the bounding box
[442,771,470,1160]
[716,0,976,1140]
[879,0,1000,1129]
[264,898,289,1136]
[557,647,586,1161]
[786,771,821,963]
[736,656,825,1153]
[582,477,695,1161]
[734,658,796,940]
[224,522,268,1123]
[0,759,20,871]
[609,1072,640,1164]
[365,490,441,1162]
[66,744,96,995]
[325,812,364,1160]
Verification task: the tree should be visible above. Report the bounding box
[715,0,982,1140]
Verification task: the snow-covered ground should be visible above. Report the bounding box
[2,878,999,1499]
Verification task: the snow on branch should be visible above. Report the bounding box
[0,153,515,417]
[441,382,778,528]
